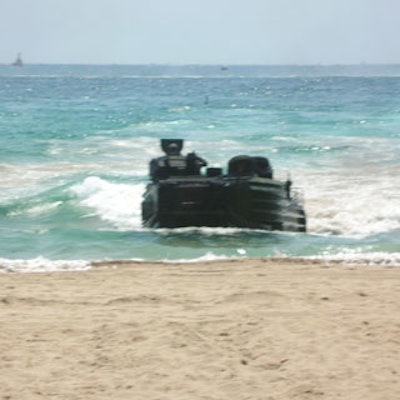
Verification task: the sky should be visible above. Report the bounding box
[1,0,400,65]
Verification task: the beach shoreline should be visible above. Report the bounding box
[1,258,399,399]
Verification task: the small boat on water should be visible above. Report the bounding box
[142,139,306,232]
[12,53,23,67]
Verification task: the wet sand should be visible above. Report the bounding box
[1,258,399,399]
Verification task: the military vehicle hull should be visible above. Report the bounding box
[142,175,306,232]
[142,139,306,232]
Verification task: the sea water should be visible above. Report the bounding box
[1,64,399,272]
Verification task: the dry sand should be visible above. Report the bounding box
[0,258,399,399]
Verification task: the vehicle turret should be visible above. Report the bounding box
[150,139,207,181]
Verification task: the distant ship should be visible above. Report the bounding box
[12,53,23,67]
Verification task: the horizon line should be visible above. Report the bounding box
[2,62,400,67]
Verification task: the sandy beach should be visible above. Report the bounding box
[1,258,399,399]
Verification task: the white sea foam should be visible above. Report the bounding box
[71,176,144,230]
[9,201,63,217]
[298,164,400,238]
[169,251,400,266]
[0,160,142,203]
[0,257,91,273]
[162,252,234,263]
[1,251,399,274]
[302,252,400,267]
[154,226,253,235]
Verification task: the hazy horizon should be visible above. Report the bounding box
[4,61,400,67]
[3,0,400,65]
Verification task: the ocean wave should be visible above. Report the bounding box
[70,176,145,230]
[1,252,399,274]
[299,164,400,238]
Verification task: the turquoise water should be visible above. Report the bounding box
[1,64,399,272]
